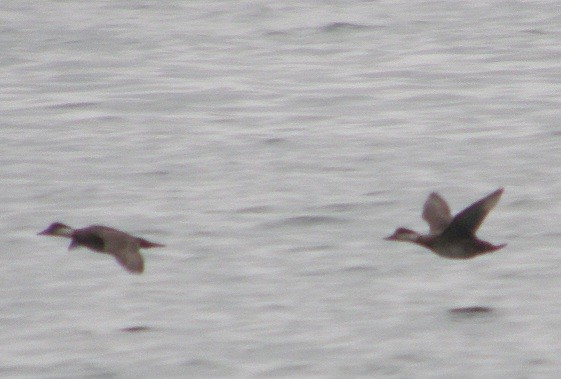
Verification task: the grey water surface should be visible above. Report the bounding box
[2,1,561,377]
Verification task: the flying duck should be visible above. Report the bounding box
[38,223,164,273]
[385,188,506,259]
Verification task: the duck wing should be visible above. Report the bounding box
[89,226,145,273]
[444,188,504,237]
[422,192,453,234]
[111,242,144,274]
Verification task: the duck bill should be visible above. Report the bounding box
[384,234,397,241]
[37,229,50,236]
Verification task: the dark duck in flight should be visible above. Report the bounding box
[38,223,164,273]
[385,188,506,259]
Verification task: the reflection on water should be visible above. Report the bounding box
[121,326,152,333]
[449,306,493,315]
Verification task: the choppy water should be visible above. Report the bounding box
[2,0,561,377]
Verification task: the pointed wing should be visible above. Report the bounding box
[112,243,144,274]
[422,192,453,234]
[92,227,145,274]
[445,188,504,236]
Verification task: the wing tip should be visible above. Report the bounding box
[493,187,505,196]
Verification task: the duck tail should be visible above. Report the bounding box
[138,238,165,248]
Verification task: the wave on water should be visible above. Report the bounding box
[264,22,380,38]
[235,205,274,214]
[320,22,373,32]
[260,215,348,229]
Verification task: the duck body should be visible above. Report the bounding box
[38,223,164,273]
[421,233,504,259]
[385,188,506,259]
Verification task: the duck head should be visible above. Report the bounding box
[384,227,421,243]
[38,222,74,238]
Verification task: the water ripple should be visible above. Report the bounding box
[260,215,348,229]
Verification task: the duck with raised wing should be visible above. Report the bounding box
[385,188,506,259]
[38,223,164,273]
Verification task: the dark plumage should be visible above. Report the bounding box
[38,223,164,273]
[385,188,506,259]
